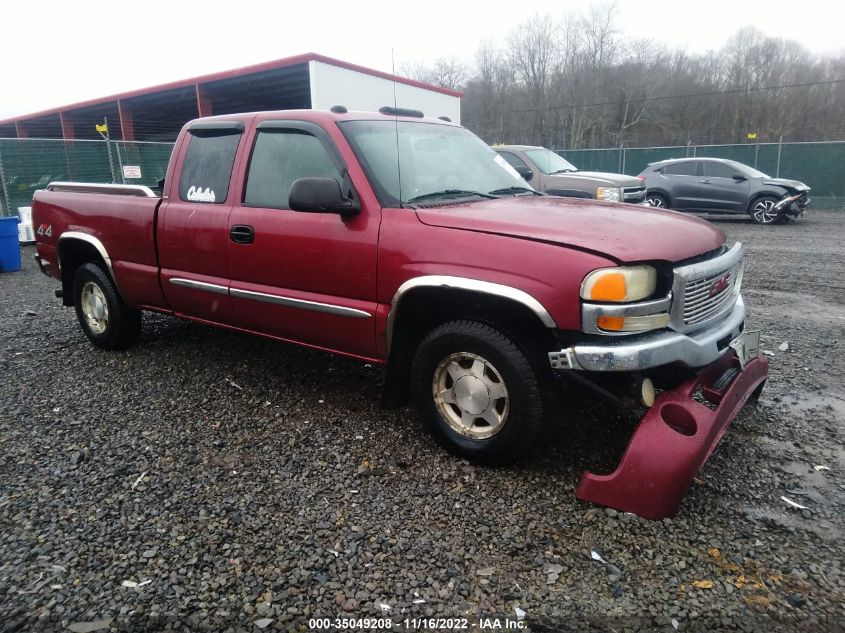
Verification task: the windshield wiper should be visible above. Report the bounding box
[407,189,498,203]
[488,186,544,196]
[551,169,577,174]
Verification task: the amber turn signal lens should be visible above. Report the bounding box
[590,272,626,301]
[596,316,625,330]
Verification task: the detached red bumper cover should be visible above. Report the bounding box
[576,351,769,520]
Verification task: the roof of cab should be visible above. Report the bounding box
[185,108,460,130]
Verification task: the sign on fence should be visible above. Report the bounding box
[122,165,142,179]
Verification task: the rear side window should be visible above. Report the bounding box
[178,131,241,204]
[244,130,341,209]
[702,161,736,178]
[662,161,698,176]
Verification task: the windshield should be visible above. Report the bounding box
[726,160,770,179]
[340,120,532,206]
[524,148,578,174]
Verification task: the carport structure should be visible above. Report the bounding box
[0,53,461,142]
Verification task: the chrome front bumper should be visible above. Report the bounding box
[549,295,746,372]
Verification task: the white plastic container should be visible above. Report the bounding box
[18,223,35,243]
[17,207,34,243]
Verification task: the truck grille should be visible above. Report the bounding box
[670,243,745,333]
[623,185,646,203]
[682,263,742,326]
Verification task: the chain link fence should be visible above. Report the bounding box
[558,141,845,209]
[0,138,174,216]
[2,137,844,214]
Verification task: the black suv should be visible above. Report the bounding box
[638,158,810,225]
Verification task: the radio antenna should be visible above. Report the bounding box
[391,48,403,208]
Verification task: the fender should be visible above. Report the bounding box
[57,231,123,295]
[385,275,557,354]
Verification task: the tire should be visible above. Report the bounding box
[73,263,141,350]
[749,196,782,225]
[411,320,545,464]
[646,192,668,209]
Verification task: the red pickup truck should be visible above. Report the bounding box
[32,107,768,519]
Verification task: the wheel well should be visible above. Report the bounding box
[381,287,556,408]
[57,240,110,307]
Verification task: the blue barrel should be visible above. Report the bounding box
[0,216,21,273]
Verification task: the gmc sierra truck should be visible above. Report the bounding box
[31,107,768,519]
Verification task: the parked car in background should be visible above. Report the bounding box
[493,145,647,204]
[638,157,811,225]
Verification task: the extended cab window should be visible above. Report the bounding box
[662,161,698,176]
[244,130,341,209]
[178,129,241,204]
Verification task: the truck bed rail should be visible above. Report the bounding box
[46,182,159,198]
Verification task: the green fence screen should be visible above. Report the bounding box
[559,141,845,209]
[0,138,174,216]
[1,137,843,214]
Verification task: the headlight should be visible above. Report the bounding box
[580,265,657,302]
[596,186,622,202]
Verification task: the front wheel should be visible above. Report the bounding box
[411,320,545,464]
[646,192,668,209]
[749,196,782,225]
[73,263,141,350]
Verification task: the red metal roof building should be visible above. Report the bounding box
[0,53,462,142]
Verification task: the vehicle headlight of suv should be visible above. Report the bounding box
[596,186,622,202]
[580,265,671,334]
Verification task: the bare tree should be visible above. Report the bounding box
[401,7,845,149]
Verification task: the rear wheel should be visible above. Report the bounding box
[646,192,668,209]
[411,320,545,464]
[749,196,782,225]
[73,263,141,350]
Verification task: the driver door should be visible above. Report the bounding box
[226,120,380,359]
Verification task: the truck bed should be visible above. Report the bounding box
[32,182,164,309]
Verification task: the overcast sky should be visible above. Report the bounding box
[2,0,843,120]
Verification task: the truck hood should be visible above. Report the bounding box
[761,177,810,192]
[565,171,644,188]
[415,196,725,263]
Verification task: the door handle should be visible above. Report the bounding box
[700,179,711,184]
[230,225,254,244]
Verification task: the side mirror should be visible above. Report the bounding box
[732,174,747,181]
[289,177,360,216]
[515,165,534,181]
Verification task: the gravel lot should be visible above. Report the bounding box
[1,211,843,632]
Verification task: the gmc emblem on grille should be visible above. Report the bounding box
[709,273,731,297]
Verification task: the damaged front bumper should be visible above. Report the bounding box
[774,193,810,218]
[575,349,768,520]
[549,296,746,372]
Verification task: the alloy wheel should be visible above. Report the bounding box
[80,281,109,334]
[752,199,778,224]
[432,352,510,439]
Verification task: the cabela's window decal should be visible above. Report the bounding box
[186,186,216,203]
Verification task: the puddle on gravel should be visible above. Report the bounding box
[742,506,841,542]
[760,393,845,418]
